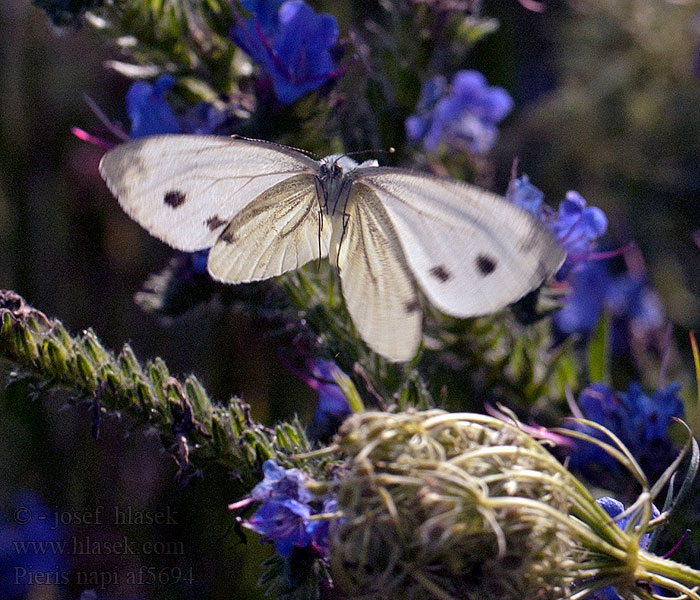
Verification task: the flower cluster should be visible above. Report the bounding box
[126,75,226,138]
[230,460,335,558]
[506,175,665,351]
[553,260,665,351]
[405,70,513,154]
[508,174,608,279]
[565,382,684,485]
[231,0,340,104]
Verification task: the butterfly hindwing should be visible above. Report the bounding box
[338,183,422,362]
[99,135,319,252]
[353,169,565,318]
[208,174,330,283]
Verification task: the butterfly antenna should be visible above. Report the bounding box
[229,135,321,160]
[343,147,396,160]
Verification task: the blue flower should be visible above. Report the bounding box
[234,460,337,558]
[508,176,608,279]
[249,459,312,504]
[179,102,228,135]
[0,492,67,600]
[596,496,658,548]
[406,70,513,154]
[605,274,665,355]
[126,75,227,138]
[246,499,313,557]
[508,173,545,215]
[306,360,352,440]
[565,382,684,485]
[281,356,351,440]
[231,0,340,104]
[552,258,666,353]
[306,497,338,558]
[585,497,660,600]
[126,74,180,138]
[553,261,611,336]
[550,191,608,277]
[190,250,210,275]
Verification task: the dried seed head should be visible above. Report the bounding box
[330,410,580,600]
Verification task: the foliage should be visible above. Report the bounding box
[2,0,700,599]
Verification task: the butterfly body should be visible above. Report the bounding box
[100,134,565,362]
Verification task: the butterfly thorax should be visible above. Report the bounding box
[317,156,356,216]
[318,157,355,268]
[318,155,382,268]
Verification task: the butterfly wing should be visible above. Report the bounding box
[351,169,565,318]
[338,183,422,362]
[208,173,330,283]
[99,134,320,252]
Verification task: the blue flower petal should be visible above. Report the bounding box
[406,69,512,154]
[509,174,545,215]
[231,0,340,105]
[126,75,180,138]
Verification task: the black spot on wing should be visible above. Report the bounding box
[404,299,420,314]
[220,230,236,244]
[429,265,452,282]
[205,215,227,231]
[164,190,187,208]
[476,254,497,276]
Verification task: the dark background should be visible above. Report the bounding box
[2,0,700,598]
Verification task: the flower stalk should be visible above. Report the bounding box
[0,289,309,485]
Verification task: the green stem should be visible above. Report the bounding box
[0,289,310,486]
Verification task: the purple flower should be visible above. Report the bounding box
[565,382,684,485]
[508,176,608,279]
[508,173,545,215]
[553,261,611,337]
[233,460,337,559]
[585,497,660,600]
[249,459,312,504]
[306,360,352,439]
[406,70,513,154]
[306,497,337,558]
[552,259,666,354]
[0,492,67,600]
[246,499,313,557]
[282,357,351,440]
[126,75,180,138]
[231,0,340,104]
[551,191,608,278]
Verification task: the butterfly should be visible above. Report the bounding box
[99,134,565,362]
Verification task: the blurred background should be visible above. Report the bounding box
[2,0,700,598]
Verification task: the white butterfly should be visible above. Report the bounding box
[99,134,565,362]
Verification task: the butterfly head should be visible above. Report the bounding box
[320,154,379,176]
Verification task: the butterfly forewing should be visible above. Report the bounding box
[353,169,565,318]
[208,174,330,283]
[338,183,422,362]
[99,135,319,252]
[99,133,565,363]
